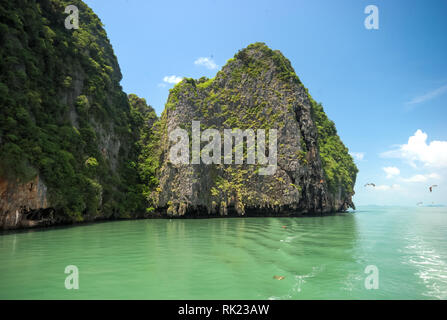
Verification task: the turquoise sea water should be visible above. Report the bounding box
[0,206,446,299]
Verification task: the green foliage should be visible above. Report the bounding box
[0,0,153,220]
[127,94,159,213]
[309,97,358,195]
[0,1,357,224]
[75,95,90,115]
[233,42,302,84]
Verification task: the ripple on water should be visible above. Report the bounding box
[402,235,447,300]
[1,207,447,299]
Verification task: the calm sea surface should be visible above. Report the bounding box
[0,206,446,299]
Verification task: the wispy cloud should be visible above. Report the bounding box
[194,57,218,70]
[163,75,183,84]
[401,173,440,183]
[350,152,365,161]
[375,184,401,191]
[406,84,447,105]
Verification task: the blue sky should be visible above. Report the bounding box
[84,0,447,206]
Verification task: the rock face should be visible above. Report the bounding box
[0,176,54,229]
[152,43,357,216]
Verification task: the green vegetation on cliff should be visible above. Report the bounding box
[310,98,358,195]
[0,0,356,222]
[0,0,150,220]
[128,94,160,213]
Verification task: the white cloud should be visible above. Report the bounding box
[406,84,447,105]
[402,173,440,183]
[350,152,365,161]
[194,57,218,70]
[375,184,401,191]
[383,166,400,179]
[163,75,183,84]
[381,130,447,168]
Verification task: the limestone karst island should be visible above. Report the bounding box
[0,1,357,230]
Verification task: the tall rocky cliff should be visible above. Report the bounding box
[151,43,357,216]
[0,1,357,230]
[0,0,153,229]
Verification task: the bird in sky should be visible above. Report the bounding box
[429,185,438,192]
